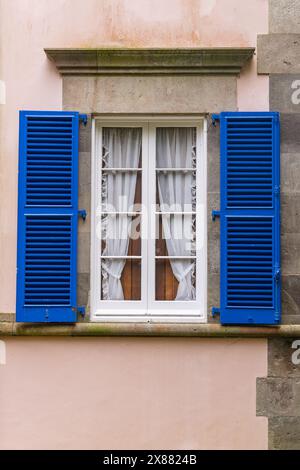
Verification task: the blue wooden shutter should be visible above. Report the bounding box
[213,112,280,325]
[16,111,82,322]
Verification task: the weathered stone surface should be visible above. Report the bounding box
[269,417,300,449]
[207,235,220,276]
[207,120,220,192]
[78,150,91,234]
[281,315,300,325]
[282,276,300,319]
[281,153,300,193]
[258,35,300,74]
[46,47,254,76]
[281,194,300,234]
[207,272,220,324]
[0,321,13,335]
[79,116,92,153]
[280,114,300,154]
[0,313,15,322]
[207,192,220,322]
[78,125,92,312]
[281,234,300,274]
[270,0,300,34]
[77,232,91,274]
[268,338,300,377]
[257,377,300,417]
[270,74,300,113]
[207,192,220,276]
[63,75,236,114]
[207,191,220,235]
[77,273,90,314]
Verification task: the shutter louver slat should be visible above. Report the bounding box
[24,215,72,306]
[16,111,80,322]
[217,112,280,325]
[26,115,73,207]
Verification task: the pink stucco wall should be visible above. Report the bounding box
[0,338,267,450]
[0,0,269,450]
[0,0,268,312]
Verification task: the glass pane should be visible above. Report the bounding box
[155,127,197,302]
[155,259,196,301]
[155,258,178,301]
[101,259,141,300]
[102,128,142,168]
[155,214,196,256]
[156,127,196,212]
[101,171,142,212]
[99,127,142,302]
[156,127,196,168]
[101,215,141,256]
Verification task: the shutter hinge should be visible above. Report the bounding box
[78,209,87,221]
[274,185,280,196]
[212,307,220,318]
[211,114,220,127]
[79,114,88,126]
[274,267,281,283]
[77,306,86,317]
[212,210,220,221]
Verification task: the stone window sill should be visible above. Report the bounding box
[0,321,299,337]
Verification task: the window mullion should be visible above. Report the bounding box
[147,124,156,312]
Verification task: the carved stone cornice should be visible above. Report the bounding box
[44,47,255,76]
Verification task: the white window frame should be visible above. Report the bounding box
[91,116,207,323]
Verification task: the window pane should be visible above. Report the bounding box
[101,171,142,212]
[101,215,141,257]
[156,127,196,167]
[155,214,196,256]
[101,259,141,300]
[102,128,142,168]
[155,258,178,301]
[155,259,196,301]
[155,213,196,301]
[100,127,142,301]
[155,128,197,301]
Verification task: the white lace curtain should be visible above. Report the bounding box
[156,128,196,300]
[101,128,141,300]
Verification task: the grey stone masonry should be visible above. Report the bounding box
[269,76,300,325]
[63,76,236,114]
[258,34,300,74]
[269,0,300,34]
[268,338,300,378]
[270,75,300,114]
[257,338,300,449]
[257,377,300,418]
[77,115,92,320]
[207,120,221,323]
[269,417,300,450]
[46,47,254,76]
[257,0,300,450]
